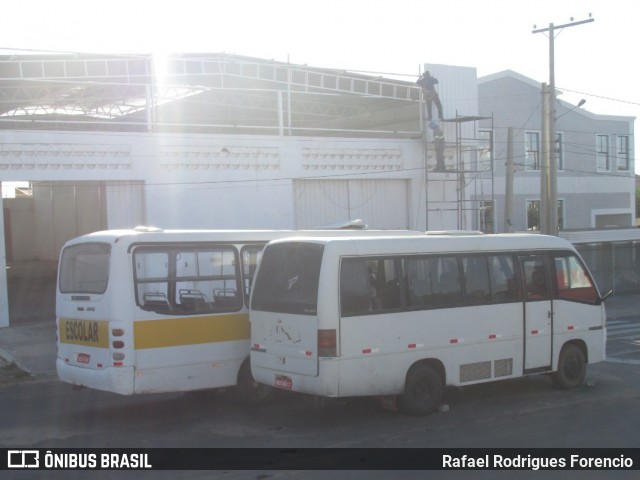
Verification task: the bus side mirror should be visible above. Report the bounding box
[599,290,613,304]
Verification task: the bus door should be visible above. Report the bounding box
[520,255,553,372]
[250,242,325,379]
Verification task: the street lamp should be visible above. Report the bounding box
[556,98,586,121]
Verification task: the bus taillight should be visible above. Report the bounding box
[318,329,337,357]
[113,352,125,366]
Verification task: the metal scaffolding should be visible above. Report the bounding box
[423,113,495,232]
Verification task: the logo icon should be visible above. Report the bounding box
[7,450,39,468]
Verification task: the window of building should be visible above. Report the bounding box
[555,132,564,171]
[479,200,494,233]
[558,199,565,230]
[527,200,564,231]
[617,135,630,171]
[525,132,541,171]
[596,134,610,171]
[478,130,493,171]
[527,200,540,231]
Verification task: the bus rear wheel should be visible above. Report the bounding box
[236,360,274,406]
[399,364,443,416]
[552,343,586,389]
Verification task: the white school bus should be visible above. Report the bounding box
[56,225,418,399]
[250,233,609,415]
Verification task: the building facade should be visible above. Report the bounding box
[478,70,635,233]
[0,54,636,326]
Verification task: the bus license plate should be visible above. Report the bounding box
[77,353,90,364]
[275,375,292,389]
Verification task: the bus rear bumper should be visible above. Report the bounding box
[56,359,135,395]
[251,359,341,397]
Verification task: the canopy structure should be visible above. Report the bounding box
[0,53,422,138]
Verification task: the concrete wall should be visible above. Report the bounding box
[3,198,35,262]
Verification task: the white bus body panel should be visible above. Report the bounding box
[252,303,526,397]
[56,360,135,395]
[552,300,607,366]
[250,234,608,399]
[132,336,248,394]
[250,311,319,376]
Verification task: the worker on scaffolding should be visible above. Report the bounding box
[417,71,443,121]
[429,121,446,171]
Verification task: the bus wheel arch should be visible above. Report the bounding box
[236,358,275,406]
[552,341,587,389]
[398,359,445,416]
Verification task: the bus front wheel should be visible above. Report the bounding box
[552,343,586,389]
[399,364,443,416]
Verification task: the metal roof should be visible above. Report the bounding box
[0,53,423,138]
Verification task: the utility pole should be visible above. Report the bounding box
[533,16,594,235]
[504,127,514,233]
[540,82,550,233]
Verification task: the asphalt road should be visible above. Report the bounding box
[1,359,640,479]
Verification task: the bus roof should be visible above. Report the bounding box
[60,227,425,249]
[265,233,576,256]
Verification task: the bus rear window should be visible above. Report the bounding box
[59,243,111,294]
[251,243,324,315]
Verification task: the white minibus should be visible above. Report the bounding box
[250,233,609,415]
[56,225,418,400]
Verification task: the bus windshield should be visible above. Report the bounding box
[59,243,111,294]
[251,242,324,315]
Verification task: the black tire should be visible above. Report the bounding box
[236,360,275,406]
[552,343,586,389]
[399,364,443,416]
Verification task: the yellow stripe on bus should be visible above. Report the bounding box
[133,313,250,350]
[59,319,110,348]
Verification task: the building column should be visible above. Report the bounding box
[0,194,11,328]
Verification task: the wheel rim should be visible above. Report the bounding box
[564,352,581,379]
[413,378,433,406]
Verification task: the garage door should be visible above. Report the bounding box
[293,179,409,230]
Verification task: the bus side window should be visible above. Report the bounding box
[523,258,549,301]
[143,291,172,312]
[554,254,598,304]
[406,257,431,308]
[432,257,462,307]
[177,248,242,313]
[241,245,264,304]
[406,256,461,308]
[340,259,372,316]
[377,258,402,310]
[488,255,520,302]
[462,256,490,303]
[179,289,212,313]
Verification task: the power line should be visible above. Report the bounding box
[557,87,640,108]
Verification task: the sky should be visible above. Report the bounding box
[2,0,639,172]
